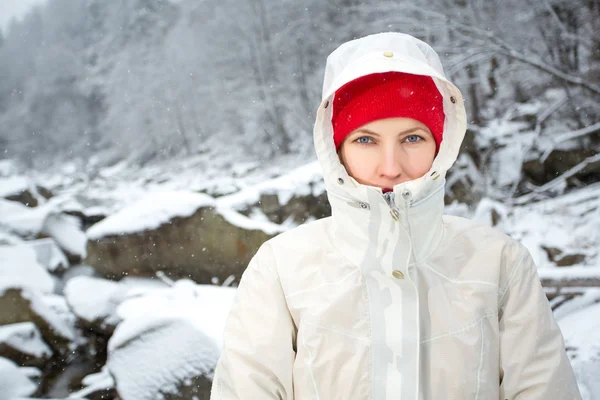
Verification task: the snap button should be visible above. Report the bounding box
[402,190,412,199]
[337,178,344,185]
[359,202,369,209]
[392,270,404,280]
[450,96,457,104]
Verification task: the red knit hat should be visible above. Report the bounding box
[332,72,445,150]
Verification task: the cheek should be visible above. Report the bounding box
[404,145,435,177]
[341,147,377,181]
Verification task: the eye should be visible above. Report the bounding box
[404,135,423,143]
[355,136,374,145]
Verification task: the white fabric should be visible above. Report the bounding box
[211,32,581,400]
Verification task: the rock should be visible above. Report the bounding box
[282,192,330,224]
[0,322,53,367]
[0,176,38,207]
[86,197,272,284]
[258,193,281,221]
[0,288,36,326]
[0,176,51,208]
[64,276,125,335]
[42,213,87,264]
[0,357,38,398]
[12,239,69,274]
[0,289,76,357]
[108,319,217,400]
[258,191,330,225]
[541,246,587,267]
[523,148,600,187]
[0,198,50,239]
[68,366,116,400]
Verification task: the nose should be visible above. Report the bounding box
[378,144,403,181]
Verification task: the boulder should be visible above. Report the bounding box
[0,357,38,398]
[85,192,273,284]
[0,289,76,357]
[258,191,330,225]
[64,276,125,336]
[42,213,87,264]
[108,319,218,400]
[523,148,600,187]
[0,322,53,367]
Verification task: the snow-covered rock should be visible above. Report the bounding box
[0,322,53,368]
[64,276,126,334]
[0,357,38,398]
[0,288,77,357]
[68,366,115,400]
[0,245,55,297]
[0,199,50,239]
[86,191,216,240]
[42,213,87,264]
[10,239,69,274]
[85,191,272,284]
[0,176,45,207]
[106,280,235,400]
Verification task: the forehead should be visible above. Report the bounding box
[350,118,433,135]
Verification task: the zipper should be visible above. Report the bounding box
[402,191,421,400]
[328,190,371,210]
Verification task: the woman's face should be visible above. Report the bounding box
[338,117,436,191]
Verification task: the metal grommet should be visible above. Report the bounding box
[402,190,412,199]
[324,100,329,109]
[337,178,344,185]
[450,96,457,104]
[359,202,368,209]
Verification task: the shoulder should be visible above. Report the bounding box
[442,215,530,266]
[251,217,332,268]
[266,216,332,253]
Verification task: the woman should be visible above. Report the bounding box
[210,32,581,399]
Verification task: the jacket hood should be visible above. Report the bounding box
[314,32,467,206]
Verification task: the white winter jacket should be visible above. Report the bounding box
[211,32,582,400]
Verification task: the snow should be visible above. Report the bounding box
[109,319,219,400]
[557,299,600,399]
[15,238,69,273]
[0,322,53,359]
[0,198,49,238]
[217,160,323,210]
[216,205,284,236]
[42,213,87,260]
[23,290,76,343]
[0,176,30,198]
[0,245,55,295]
[63,276,126,328]
[110,280,235,352]
[106,280,235,400]
[0,357,37,398]
[86,191,216,240]
[68,366,114,399]
[498,183,600,269]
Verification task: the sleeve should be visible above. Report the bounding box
[498,245,582,399]
[210,242,297,400]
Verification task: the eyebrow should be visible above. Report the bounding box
[353,127,426,136]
